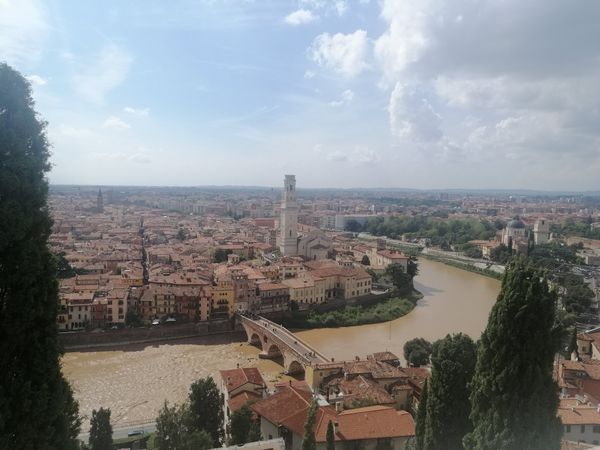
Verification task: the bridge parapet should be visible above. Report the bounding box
[237,314,328,373]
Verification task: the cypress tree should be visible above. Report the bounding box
[423,334,476,450]
[0,63,81,448]
[89,408,113,450]
[463,258,562,450]
[302,400,318,450]
[326,420,335,450]
[415,380,428,450]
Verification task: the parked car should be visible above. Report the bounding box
[151,319,160,326]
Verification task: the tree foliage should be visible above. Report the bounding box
[188,376,224,447]
[213,248,232,263]
[404,338,433,367]
[155,401,212,450]
[326,420,335,450]
[0,62,81,449]
[385,263,415,295]
[89,408,112,450]
[464,258,562,450]
[228,405,260,446]
[415,380,428,450]
[365,216,496,247]
[361,255,371,266]
[423,334,476,450]
[302,400,318,450]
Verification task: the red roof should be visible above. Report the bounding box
[251,386,415,442]
[228,391,262,413]
[220,367,265,394]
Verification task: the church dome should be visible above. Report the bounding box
[507,218,526,229]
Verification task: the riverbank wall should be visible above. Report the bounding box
[419,253,504,280]
[59,292,394,351]
[59,319,236,351]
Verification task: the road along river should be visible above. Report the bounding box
[62,258,500,431]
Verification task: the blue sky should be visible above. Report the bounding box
[2,0,600,190]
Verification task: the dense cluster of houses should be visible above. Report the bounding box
[49,195,410,331]
[218,352,428,450]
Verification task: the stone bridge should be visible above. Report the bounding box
[238,314,329,375]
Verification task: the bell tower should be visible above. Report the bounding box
[279,175,298,256]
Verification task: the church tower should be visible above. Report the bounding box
[279,175,298,256]
[96,188,104,213]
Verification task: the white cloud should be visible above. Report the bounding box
[335,1,348,16]
[309,30,369,78]
[57,125,94,138]
[284,9,317,26]
[124,106,150,116]
[388,82,442,142]
[73,44,132,104]
[304,70,316,79]
[25,74,47,86]
[326,147,380,165]
[329,89,354,107]
[103,116,131,130]
[326,150,348,162]
[0,0,48,65]
[128,153,152,164]
[374,0,435,83]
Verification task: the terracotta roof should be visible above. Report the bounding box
[228,391,262,413]
[220,367,265,394]
[251,386,314,436]
[370,351,400,363]
[314,406,415,441]
[376,250,409,260]
[252,387,415,442]
[558,400,600,425]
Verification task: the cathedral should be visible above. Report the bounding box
[278,175,331,260]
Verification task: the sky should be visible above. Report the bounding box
[1,0,600,190]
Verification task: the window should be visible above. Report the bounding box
[582,425,586,433]
[594,425,600,433]
[565,425,571,433]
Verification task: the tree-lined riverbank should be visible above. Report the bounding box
[284,293,422,329]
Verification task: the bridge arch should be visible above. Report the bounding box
[266,344,282,358]
[287,360,305,376]
[249,332,262,348]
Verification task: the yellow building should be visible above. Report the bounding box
[211,277,235,318]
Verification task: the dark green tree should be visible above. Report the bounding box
[403,338,433,367]
[326,420,335,450]
[361,255,371,266]
[89,408,112,450]
[0,62,81,449]
[385,263,414,294]
[56,252,76,278]
[423,334,476,450]
[415,380,428,450]
[248,417,262,442]
[228,405,254,445]
[188,377,224,446]
[155,401,212,450]
[464,258,562,450]
[302,400,318,450]
[567,326,578,360]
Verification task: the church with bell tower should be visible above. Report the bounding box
[278,175,332,260]
[279,175,298,256]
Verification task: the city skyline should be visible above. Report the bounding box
[2,0,600,190]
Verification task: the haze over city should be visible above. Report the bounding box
[2,0,600,190]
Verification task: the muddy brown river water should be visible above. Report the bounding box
[62,258,500,430]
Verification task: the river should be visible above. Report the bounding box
[62,258,500,430]
[296,258,501,363]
